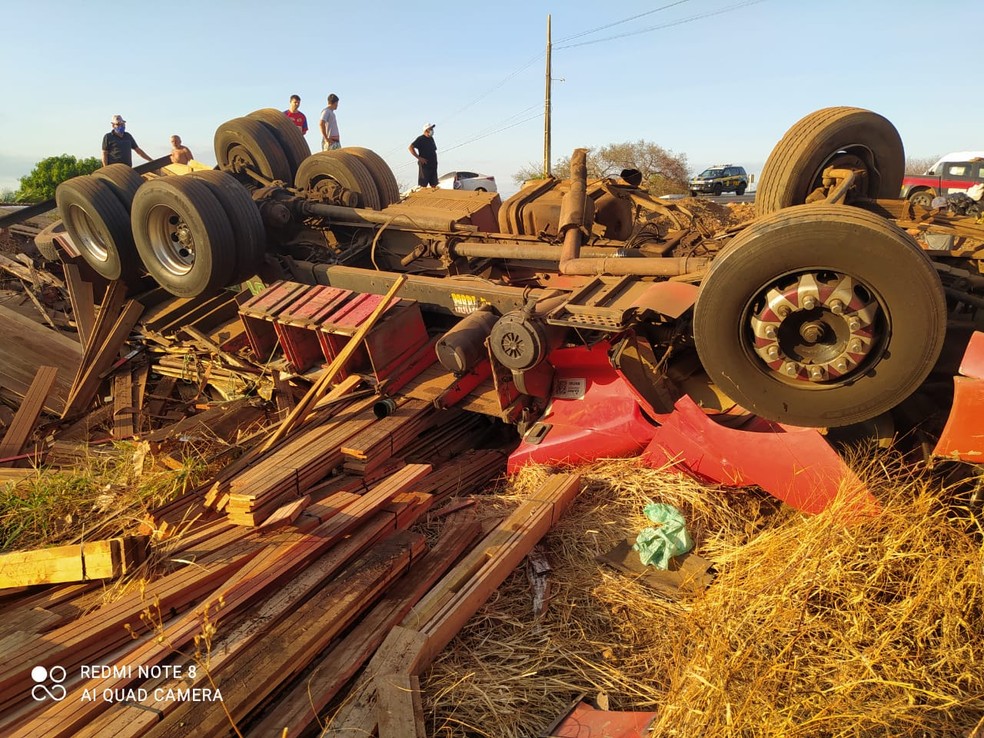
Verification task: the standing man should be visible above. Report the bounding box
[409,123,438,188]
[284,94,308,134]
[319,94,341,151]
[169,135,193,165]
[102,115,152,167]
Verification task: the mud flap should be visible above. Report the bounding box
[934,331,984,462]
[642,395,878,515]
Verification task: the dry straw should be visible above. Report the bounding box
[423,453,984,738]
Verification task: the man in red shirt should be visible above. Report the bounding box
[284,95,308,134]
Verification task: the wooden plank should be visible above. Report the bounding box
[376,673,426,738]
[62,299,143,419]
[0,304,80,415]
[248,508,480,738]
[62,264,95,348]
[0,536,147,589]
[112,370,135,439]
[0,366,57,462]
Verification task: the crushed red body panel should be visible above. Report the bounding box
[642,395,877,515]
[934,330,984,462]
[507,343,657,472]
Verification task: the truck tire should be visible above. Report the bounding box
[693,204,946,427]
[131,176,235,297]
[214,116,292,183]
[189,170,266,283]
[344,147,400,206]
[735,182,747,196]
[756,107,904,216]
[295,151,382,210]
[712,183,723,196]
[92,164,144,208]
[55,175,141,284]
[246,108,311,179]
[908,189,935,209]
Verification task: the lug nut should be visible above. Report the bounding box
[848,318,861,331]
[834,358,849,373]
[766,345,779,359]
[802,296,817,310]
[829,299,845,314]
[849,339,863,353]
[783,362,799,376]
[808,366,824,381]
[764,325,777,339]
[777,306,791,319]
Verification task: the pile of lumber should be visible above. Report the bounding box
[0,460,582,737]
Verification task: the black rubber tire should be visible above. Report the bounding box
[908,189,935,209]
[294,151,382,209]
[756,107,904,216]
[689,190,698,197]
[712,183,723,196]
[214,116,292,183]
[92,164,145,208]
[246,108,312,179]
[55,175,141,283]
[735,182,747,196]
[344,147,400,206]
[189,170,266,283]
[693,204,946,427]
[131,176,235,297]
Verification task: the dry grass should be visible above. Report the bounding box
[424,455,984,738]
[0,441,211,551]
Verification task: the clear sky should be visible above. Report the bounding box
[0,0,980,198]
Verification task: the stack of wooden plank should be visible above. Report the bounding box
[340,397,439,476]
[223,396,379,526]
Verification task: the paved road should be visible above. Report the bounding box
[661,193,756,205]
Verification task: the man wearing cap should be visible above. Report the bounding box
[102,115,152,167]
[408,124,438,188]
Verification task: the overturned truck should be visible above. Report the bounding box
[47,106,984,510]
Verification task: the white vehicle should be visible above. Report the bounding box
[438,171,497,193]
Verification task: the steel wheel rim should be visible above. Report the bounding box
[743,269,888,387]
[146,203,197,276]
[64,203,109,263]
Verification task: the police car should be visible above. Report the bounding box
[689,165,748,196]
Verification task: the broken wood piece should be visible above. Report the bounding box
[0,536,149,589]
[0,365,57,464]
[257,495,310,532]
[62,299,143,419]
[112,370,136,439]
[62,263,95,349]
[0,303,80,415]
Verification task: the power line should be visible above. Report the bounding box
[555,0,766,50]
[554,0,694,44]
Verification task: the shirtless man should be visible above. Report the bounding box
[170,135,193,165]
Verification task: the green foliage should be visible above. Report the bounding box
[16,154,101,202]
[0,189,17,204]
[512,161,551,186]
[513,141,689,196]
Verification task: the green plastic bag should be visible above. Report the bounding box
[632,503,694,570]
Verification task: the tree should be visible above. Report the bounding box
[905,155,940,175]
[16,154,101,202]
[0,189,17,204]
[513,141,689,196]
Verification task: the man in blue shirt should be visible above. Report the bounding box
[102,115,152,167]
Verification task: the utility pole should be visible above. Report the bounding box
[543,14,552,176]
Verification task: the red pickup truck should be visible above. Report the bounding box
[900,151,984,207]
